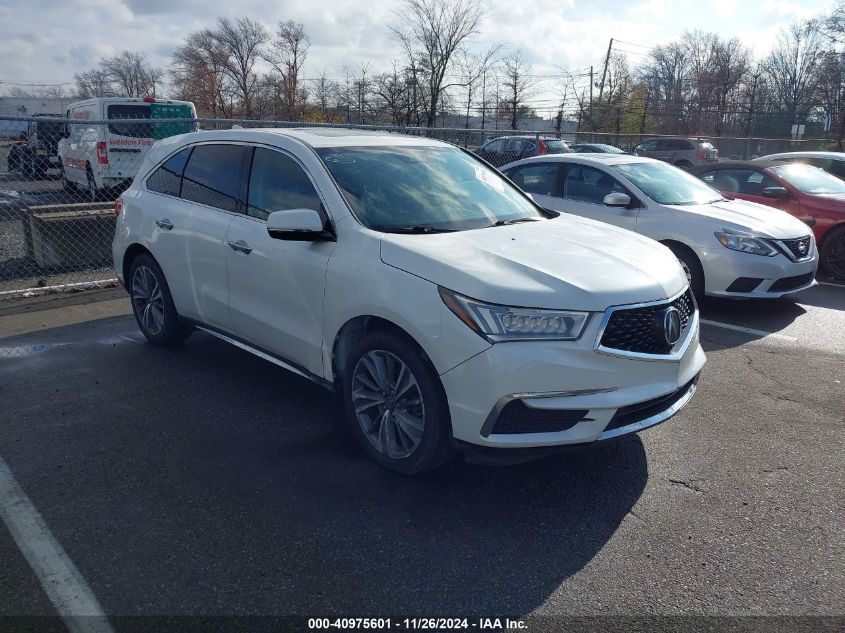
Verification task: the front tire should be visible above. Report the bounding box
[128,253,191,346]
[820,227,845,280]
[665,243,704,299]
[342,331,454,474]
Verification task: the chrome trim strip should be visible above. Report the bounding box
[593,286,698,362]
[195,326,332,390]
[597,380,697,441]
[479,387,618,437]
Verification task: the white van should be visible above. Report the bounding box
[58,97,196,200]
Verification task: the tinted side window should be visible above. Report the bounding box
[829,159,845,179]
[147,148,192,197]
[181,144,251,212]
[247,148,323,221]
[675,139,694,150]
[637,140,657,152]
[508,163,560,196]
[564,164,626,204]
[482,139,505,153]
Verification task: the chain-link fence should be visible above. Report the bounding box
[0,113,837,299]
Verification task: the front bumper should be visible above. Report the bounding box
[440,317,706,449]
[699,245,818,298]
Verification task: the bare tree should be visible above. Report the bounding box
[457,45,500,128]
[74,69,113,99]
[312,70,338,122]
[500,51,535,130]
[265,20,310,120]
[100,51,160,97]
[390,0,485,127]
[212,17,270,118]
[764,20,824,129]
[171,30,231,117]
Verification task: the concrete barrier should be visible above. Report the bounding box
[24,202,115,269]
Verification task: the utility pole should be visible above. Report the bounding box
[597,38,613,133]
[640,91,650,135]
[481,69,487,130]
[589,66,594,132]
[745,73,758,159]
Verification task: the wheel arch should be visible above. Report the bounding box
[121,243,154,284]
[330,315,433,389]
[659,239,705,281]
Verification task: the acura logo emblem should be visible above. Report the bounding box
[661,307,682,347]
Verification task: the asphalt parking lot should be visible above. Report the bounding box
[0,283,843,629]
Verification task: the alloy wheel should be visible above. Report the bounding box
[351,350,425,460]
[131,265,165,336]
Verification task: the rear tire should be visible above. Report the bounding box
[665,242,705,300]
[342,331,454,474]
[820,227,845,280]
[128,253,192,346]
[675,160,693,170]
[60,162,76,192]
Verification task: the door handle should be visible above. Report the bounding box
[155,218,174,230]
[227,239,252,255]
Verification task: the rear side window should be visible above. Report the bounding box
[107,105,153,138]
[246,148,323,221]
[146,148,192,197]
[181,144,251,212]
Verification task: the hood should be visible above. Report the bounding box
[380,216,687,312]
[809,192,845,210]
[672,198,812,239]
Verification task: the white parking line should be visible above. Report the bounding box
[700,319,798,342]
[818,281,844,288]
[0,456,113,633]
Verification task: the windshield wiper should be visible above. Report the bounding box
[489,217,541,227]
[376,225,458,234]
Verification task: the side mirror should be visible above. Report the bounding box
[603,192,631,207]
[266,208,334,241]
[762,186,789,200]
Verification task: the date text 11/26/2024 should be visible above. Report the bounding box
[308,618,528,630]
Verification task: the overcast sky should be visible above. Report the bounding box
[0,0,834,116]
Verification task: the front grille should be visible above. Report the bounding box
[599,290,695,355]
[604,374,699,433]
[490,401,589,435]
[778,236,812,260]
[769,272,815,292]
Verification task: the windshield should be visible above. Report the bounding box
[316,146,543,232]
[770,163,845,195]
[615,161,724,205]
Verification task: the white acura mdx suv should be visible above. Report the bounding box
[502,154,818,299]
[113,128,706,474]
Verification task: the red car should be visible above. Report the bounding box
[690,160,845,279]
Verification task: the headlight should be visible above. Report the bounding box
[714,229,777,257]
[439,287,590,342]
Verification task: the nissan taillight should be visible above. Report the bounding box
[115,198,123,217]
[538,139,548,155]
[96,142,108,164]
